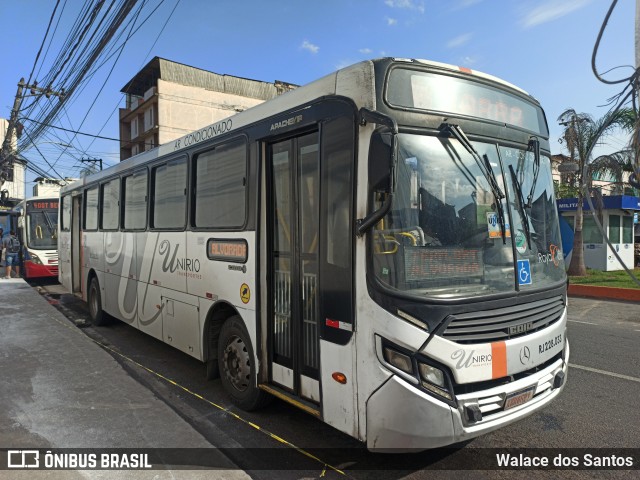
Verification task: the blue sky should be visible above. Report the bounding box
[0,0,634,190]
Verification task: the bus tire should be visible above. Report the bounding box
[218,315,270,411]
[205,358,219,380]
[88,277,107,326]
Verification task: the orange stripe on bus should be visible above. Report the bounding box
[491,341,507,379]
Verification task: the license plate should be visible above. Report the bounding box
[504,386,535,410]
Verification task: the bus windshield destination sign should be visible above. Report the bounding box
[28,200,59,210]
[387,68,546,134]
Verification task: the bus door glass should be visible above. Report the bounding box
[72,194,83,292]
[269,131,320,400]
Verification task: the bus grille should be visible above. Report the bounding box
[440,296,564,344]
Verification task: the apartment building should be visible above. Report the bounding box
[0,118,26,206]
[119,57,296,160]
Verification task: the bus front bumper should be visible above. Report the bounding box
[24,260,59,279]
[366,340,569,451]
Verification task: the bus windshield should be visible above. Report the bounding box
[371,133,565,299]
[27,209,58,249]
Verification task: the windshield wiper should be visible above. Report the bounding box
[442,123,506,240]
[525,136,540,208]
[42,211,56,237]
[508,164,531,250]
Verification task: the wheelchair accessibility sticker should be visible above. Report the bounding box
[517,259,532,286]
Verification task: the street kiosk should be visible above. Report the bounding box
[557,195,640,271]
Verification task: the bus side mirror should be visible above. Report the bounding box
[357,131,397,237]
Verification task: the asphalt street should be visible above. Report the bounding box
[29,282,640,478]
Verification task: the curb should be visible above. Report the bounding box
[568,284,640,302]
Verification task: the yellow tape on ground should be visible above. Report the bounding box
[37,300,347,477]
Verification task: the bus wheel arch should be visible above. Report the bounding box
[87,271,107,326]
[203,301,239,380]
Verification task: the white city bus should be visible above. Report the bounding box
[59,58,569,450]
[14,197,59,279]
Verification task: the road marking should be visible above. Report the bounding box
[568,320,597,325]
[569,363,640,384]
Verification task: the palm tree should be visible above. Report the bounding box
[557,107,634,276]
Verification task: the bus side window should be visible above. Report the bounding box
[84,186,99,231]
[101,179,120,230]
[193,138,247,229]
[323,117,353,268]
[152,157,187,229]
[61,195,71,232]
[122,169,148,230]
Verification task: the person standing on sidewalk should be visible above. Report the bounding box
[0,228,4,267]
[2,230,21,279]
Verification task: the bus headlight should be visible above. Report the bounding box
[30,252,43,265]
[378,337,456,405]
[383,346,414,375]
[418,362,452,400]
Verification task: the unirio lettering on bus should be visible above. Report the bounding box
[159,240,201,274]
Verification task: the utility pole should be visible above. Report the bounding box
[0,78,26,186]
[81,157,103,172]
[0,78,66,188]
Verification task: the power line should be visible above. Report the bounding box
[82,0,180,154]
[49,0,149,174]
[21,117,121,143]
[18,0,140,151]
[26,0,62,86]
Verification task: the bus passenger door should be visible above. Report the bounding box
[71,194,82,293]
[269,132,321,403]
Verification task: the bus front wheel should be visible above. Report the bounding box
[88,277,106,326]
[218,315,270,411]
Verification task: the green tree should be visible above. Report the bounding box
[557,108,634,276]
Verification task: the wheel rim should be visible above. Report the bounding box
[222,334,251,392]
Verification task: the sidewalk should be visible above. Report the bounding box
[0,278,249,479]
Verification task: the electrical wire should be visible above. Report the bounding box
[18,0,140,153]
[80,0,180,154]
[21,116,148,145]
[591,0,636,85]
[47,0,148,172]
[26,0,62,87]
[7,0,178,181]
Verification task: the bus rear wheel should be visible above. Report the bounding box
[88,277,107,326]
[218,315,270,411]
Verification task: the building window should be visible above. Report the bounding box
[623,216,633,244]
[583,216,603,244]
[4,165,14,182]
[144,106,155,132]
[609,215,621,243]
[131,118,138,139]
[152,157,187,229]
[193,138,247,228]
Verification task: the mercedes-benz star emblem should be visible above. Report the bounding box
[519,346,531,365]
